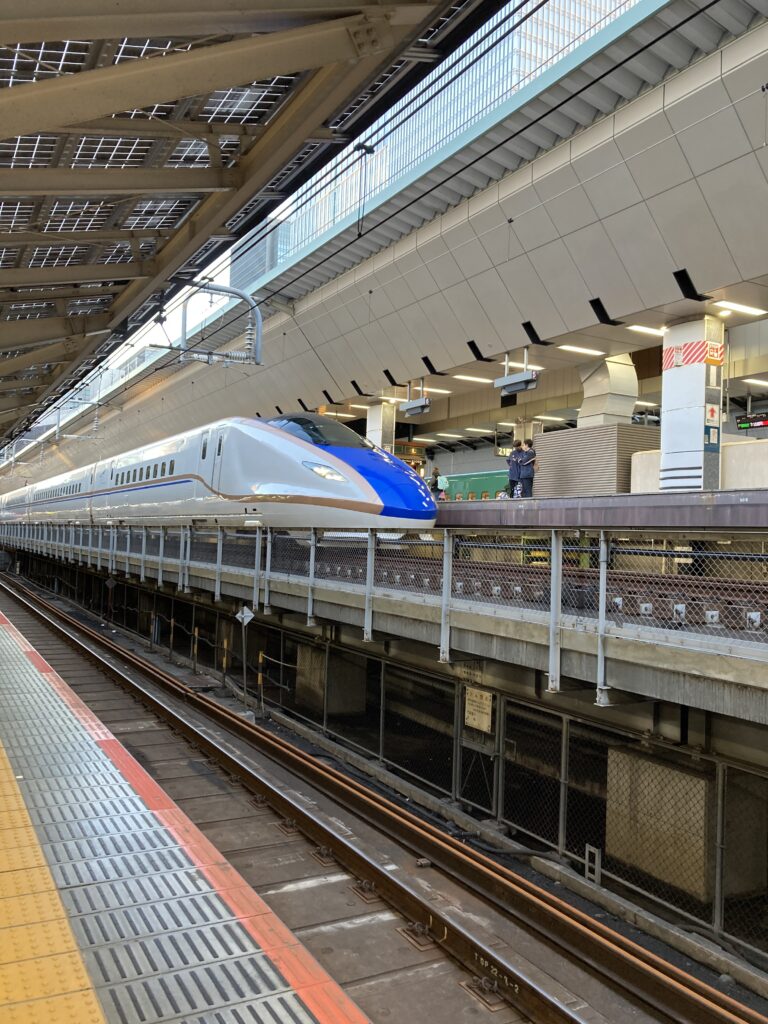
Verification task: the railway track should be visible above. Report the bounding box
[1,572,766,1024]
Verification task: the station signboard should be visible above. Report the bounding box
[736,413,768,430]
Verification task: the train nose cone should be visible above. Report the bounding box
[324,446,436,521]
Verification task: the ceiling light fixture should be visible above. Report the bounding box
[453,374,493,383]
[635,400,658,407]
[465,427,493,433]
[534,414,565,421]
[350,404,370,410]
[714,301,768,316]
[412,436,436,442]
[558,345,605,356]
[436,432,463,438]
[324,411,354,418]
[627,325,666,337]
[415,385,452,394]
[742,378,768,387]
[718,310,732,317]
[499,360,544,371]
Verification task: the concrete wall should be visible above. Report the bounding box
[632,437,768,492]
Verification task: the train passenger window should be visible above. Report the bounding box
[132,469,137,482]
[139,467,144,481]
[169,459,175,474]
[153,465,158,479]
[201,438,208,460]
[161,462,166,476]
[146,465,151,478]
[217,436,223,456]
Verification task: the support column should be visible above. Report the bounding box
[366,401,395,452]
[660,316,724,491]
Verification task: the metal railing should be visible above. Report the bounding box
[3,524,768,678]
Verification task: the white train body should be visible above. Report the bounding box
[0,415,436,531]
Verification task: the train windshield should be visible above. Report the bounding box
[267,413,373,448]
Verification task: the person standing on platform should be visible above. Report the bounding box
[506,440,524,498]
[520,438,536,498]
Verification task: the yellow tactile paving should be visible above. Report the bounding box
[0,743,107,1024]
[0,952,94,1005]
[0,919,78,965]
[0,866,56,900]
[1,989,107,1024]
[0,845,47,872]
[0,808,35,830]
[0,825,42,852]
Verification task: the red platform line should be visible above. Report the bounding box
[0,613,371,1024]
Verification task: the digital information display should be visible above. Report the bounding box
[736,414,768,430]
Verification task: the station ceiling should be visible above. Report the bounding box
[0,0,496,444]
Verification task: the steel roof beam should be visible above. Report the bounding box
[61,117,268,140]
[0,374,55,394]
[0,1,433,42]
[0,337,93,377]
[0,315,111,353]
[0,168,236,196]
[0,286,118,303]
[106,34,417,328]
[0,17,391,141]
[0,229,168,247]
[0,263,152,288]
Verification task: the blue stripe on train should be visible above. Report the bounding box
[322,446,436,520]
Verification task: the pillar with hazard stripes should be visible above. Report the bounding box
[660,315,724,491]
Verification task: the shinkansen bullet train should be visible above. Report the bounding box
[0,414,436,530]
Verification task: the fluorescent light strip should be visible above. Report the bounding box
[714,301,768,316]
[743,379,768,387]
[635,400,658,407]
[453,374,493,383]
[465,427,493,433]
[412,436,436,442]
[534,414,565,422]
[436,432,463,438]
[324,411,354,418]
[627,324,666,337]
[415,385,452,394]
[558,345,605,356]
[349,404,370,410]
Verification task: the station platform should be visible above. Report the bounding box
[0,610,369,1024]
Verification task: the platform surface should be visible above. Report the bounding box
[435,488,768,531]
[0,609,369,1024]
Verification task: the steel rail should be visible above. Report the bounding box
[1,574,763,1024]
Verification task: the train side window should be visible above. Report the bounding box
[132,469,137,482]
[146,465,150,478]
[201,438,208,460]
[161,462,166,476]
[153,464,158,479]
[169,459,175,474]
[139,467,144,481]
[217,435,223,456]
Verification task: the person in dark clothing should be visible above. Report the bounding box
[506,440,525,497]
[520,438,536,498]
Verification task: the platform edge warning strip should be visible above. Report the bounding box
[0,609,371,1024]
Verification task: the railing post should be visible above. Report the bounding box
[96,525,102,571]
[363,529,375,642]
[595,531,610,706]
[307,527,317,627]
[547,530,562,692]
[109,525,116,575]
[157,526,165,587]
[140,526,147,583]
[263,528,272,615]
[714,762,726,935]
[87,526,93,568]
[214,526,223,601]
[252,526,262,611]
[439,530,453,663]
[558,717,569,857]
[124,527,131,577]
[176,527,185,591]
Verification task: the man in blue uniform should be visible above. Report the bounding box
[506,440,524,497]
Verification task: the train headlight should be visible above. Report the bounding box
[303,461,347,483]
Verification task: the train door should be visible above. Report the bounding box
[199,430,211,486]
[212,427,226,492]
